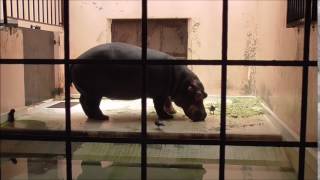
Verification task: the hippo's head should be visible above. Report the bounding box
[173,79,208,122]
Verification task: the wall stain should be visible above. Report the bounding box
[242,32,257,95]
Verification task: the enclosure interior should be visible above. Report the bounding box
[0,0,318,180]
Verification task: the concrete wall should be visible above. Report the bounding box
[245,0,318,141]
[0,27,58,113]
[69,0,225,95]
[0,27,25,114]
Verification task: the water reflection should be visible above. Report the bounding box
[1,158,65,180]
[76,160,206,180]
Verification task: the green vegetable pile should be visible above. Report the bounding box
[206,97,264,118]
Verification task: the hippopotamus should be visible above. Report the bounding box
[70,42,207,121]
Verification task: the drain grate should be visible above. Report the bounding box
[47,102,79,108]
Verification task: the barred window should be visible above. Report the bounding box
[287,0,317,27]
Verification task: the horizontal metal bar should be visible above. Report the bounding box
[5,17,63,27]
[0,59,66,64]
[0,131,317,147]
[0,59,317,66]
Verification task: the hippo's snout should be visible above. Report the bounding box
[193,111,207,122]
[185,105,207,122]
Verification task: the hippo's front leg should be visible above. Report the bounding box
[164,97,176,114]
[153,97,174,120]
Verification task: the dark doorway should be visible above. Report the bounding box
[111,19,188,59]
[23,29,55,105]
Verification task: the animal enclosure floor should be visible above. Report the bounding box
[1,140,297,180]
[1,96,281,141]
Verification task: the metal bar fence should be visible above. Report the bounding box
[1,0,62,26]
[33,0,35,22]
[42,0,44,23]
[2,0,8,24]
[16,0,19,18]
[22,0,25,19]
[0,0,317,180]
[38,0,40,22]
[298,0,312,179]
[46,0,48,23]
[287,0,317,25]
[63,0,71,179]
[28,0,30,20]
[219,0,228,178]
[141,0,148,179]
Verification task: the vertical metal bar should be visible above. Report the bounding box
[287,0,291,23]
[33,0,35,21]
[50,0,52,24]
[287,0,290,23]
[63,0,71,179]
[58,0,60,25]
[311,0,316,20]
[47,0,48,23]
[296,0,299,19]
[292,0,295,21]
[16,0,19,18]
[302,0,305,19]
[38,0,40,22]
[299,0,302,19]
[141,0,148,179]
[22,0,25,19]
[297,0,300,20]
[3,0,8,24]
[10,0,13,17]
[293,0,298,20]
[64,0,70,139]
[298,0,311,179]
[54,0,56,25]
[42,0,44,22]
[219,0,228,180]
[27,0,30,20]
[65,141,72,180]
[2,0,8,24]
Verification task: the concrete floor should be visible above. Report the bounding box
[1,96,281,141]
[1,95,312,179]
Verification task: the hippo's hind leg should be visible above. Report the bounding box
[80,94,109,120]
[164,97,176,114]
[153,97,174,120]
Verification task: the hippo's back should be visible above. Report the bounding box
[77,42,172,60]
[71,43,174,99]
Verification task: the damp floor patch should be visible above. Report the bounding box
[47,102,79,108]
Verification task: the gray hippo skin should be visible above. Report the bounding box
[71,42,207,121]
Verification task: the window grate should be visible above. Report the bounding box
[0,0,317,180]
[1,0,63,26]
[287,0,317,26]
